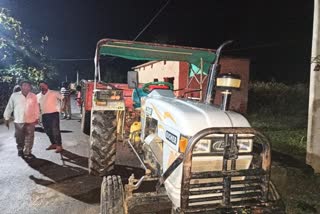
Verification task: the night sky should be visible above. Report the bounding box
[0,0,314,83]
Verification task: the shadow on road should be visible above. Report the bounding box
[25,145,148,205]
[26,154,102,204]
[60,150,88,168]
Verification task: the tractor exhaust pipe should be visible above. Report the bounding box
[204,40,233,105]
[221,90,231,111]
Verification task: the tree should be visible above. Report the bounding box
[0,8,56,85]
[0,8,56,118]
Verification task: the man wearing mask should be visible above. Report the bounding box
[3,80,39,159]
[37,81,63,153]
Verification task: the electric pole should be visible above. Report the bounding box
[307,0,320,173]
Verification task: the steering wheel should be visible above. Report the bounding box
[142,81,173,93]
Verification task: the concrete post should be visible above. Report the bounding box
[307,0,320,173]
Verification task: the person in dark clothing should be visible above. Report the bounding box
[37,81,63,153]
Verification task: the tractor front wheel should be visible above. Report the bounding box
[100,175,125,214]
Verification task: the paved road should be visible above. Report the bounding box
[0,98,101,214]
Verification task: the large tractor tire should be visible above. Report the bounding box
[81,110,91,135]
[89,110,117,176]
[101,175,125,214]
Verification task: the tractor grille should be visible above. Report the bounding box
[179,128,271,213]
[187,169,268,209]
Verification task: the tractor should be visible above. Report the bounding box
[80,80,136,136]
[88,39,284,213]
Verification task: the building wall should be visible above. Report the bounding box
[135,57,250,113]
[180,57,250,113]
[218,57,250,113]
[134,61,181,89]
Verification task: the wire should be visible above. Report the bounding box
[51,56,116,61]
[133,0,171,41]
[51,58,92,61]
[51,0,171,62]
[108,0,171,62]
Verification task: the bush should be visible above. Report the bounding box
[247,81,309,159]
[248,81,309,116]
[0,82,13,118]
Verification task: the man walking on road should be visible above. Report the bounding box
[60,82,71,120]
[3,80,39,159]
[37,81,63,153]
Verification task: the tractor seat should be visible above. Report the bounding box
[148,85,170,91]
[132,88,148,109]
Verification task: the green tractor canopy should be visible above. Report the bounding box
[95,39,216,77]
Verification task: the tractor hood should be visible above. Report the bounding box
[143,90,250,136]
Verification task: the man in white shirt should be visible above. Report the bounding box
[3,80,39,159]
[37,81,63,153]
[60,82,71,120]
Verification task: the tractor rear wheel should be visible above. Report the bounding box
[100,175,125,214]
[89,110,117,176]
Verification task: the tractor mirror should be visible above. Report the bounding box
[128,71,139,89]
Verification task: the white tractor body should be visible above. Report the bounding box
[141,89,253,208]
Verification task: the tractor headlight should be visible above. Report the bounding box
[193,138,225,154]
[193,139,211,153]
[237,138,253,152]
[193,134,253,154]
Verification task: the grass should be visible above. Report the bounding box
[247,82,320,214]
[247,81,308,160]
[248,114,307,160]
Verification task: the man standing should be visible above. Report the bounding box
[3,80,39,159]
[60,82,71,120]
[75,85,82,116]
[37,81,63,153]
[12,85,21,93]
